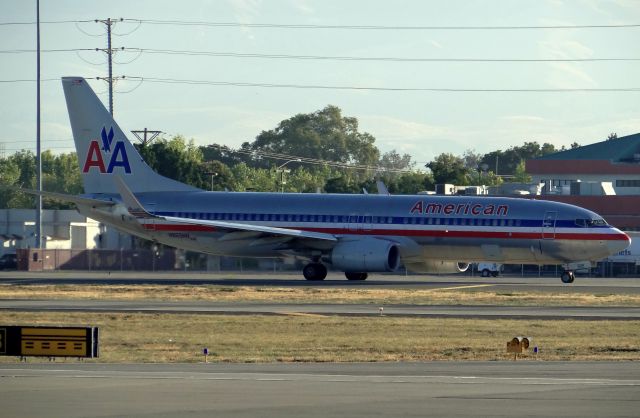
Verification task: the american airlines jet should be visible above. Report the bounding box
[32,77,631,283]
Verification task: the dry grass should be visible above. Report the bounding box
[0,284,639,307]
[0,312,638,363]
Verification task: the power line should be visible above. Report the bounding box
[123,19,640,30]
[6,47,640,63]
[127,76,640,93]
[2,76,639,92]
[0,78,59,83]
[0,48,95,53]
[2,19,639,30]
[206,144,414,173]
[0,20,95,25]
[123,48,640,63]
[1,139,73,143]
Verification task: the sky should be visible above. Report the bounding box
[1,0,639,167]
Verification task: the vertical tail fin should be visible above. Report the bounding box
[62,77,200,194]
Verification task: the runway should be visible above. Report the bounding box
[2,271,640,295]
[2,299,640,319]
[1,362,638,417]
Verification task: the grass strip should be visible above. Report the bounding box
[0,312,638,363]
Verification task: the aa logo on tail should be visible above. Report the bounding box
[82,127,131,174]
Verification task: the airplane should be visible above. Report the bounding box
[26,76,631,283]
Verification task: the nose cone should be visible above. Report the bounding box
[607,229,631,255]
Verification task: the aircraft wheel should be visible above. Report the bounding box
[303,263,327,281]
[560,271,575,284]
[345,272,368,281]
[481,269,491,277]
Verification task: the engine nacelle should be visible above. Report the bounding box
[405,260,470,274]
[329,238,400,272]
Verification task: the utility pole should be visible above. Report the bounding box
[131,128,162,146]
[275,159,301,193]
[95,18,123,115]
[35,0,42,249]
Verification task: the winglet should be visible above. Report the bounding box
[113,176,155,219]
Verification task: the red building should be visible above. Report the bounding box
[526,133,640,231]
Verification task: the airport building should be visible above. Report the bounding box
[0,209,102,253]
[526,132,640,231]
[0,209,140,270]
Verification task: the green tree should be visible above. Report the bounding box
[324,175,361,194]
[201,160,234,191]
[512,160,532,183]
[135,135,207,189]
[230,163,277,192]
[480,141,557,177]
[250,105,380,171]
[388,172,434,194]
[0,150,82,209]
[378,150,414,178]
[426,153,470,185]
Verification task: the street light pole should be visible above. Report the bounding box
[275,159,301,193]
[205,172,218,191]
[35,0,42,249]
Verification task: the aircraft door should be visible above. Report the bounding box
[363,214,372,232]
[542,211,557,239]
[347,214,372,233]
[348,213,359,232]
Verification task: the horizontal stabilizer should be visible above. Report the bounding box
[7,187,115,207]
[113,176,155,219]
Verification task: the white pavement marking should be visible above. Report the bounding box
[2,369,639,386]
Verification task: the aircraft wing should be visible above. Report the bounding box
[5,187,116,207]
[162,215,338,241]
[113,176,337,242]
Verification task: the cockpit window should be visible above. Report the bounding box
[588,218,607,227]
[576,218,607,227]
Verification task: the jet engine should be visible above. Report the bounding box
[329,238,400,272]
[404,260,470,274]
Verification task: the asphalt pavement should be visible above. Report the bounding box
[2,271,640,294]
[1,362,638,417]
[2,299,639,319]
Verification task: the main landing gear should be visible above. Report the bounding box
[303,263,327,281]
[302,263,369,281]
[560,271,575,284]
[345,272,368,281]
